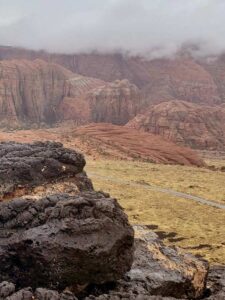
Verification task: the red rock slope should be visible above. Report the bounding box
[0,124,204,166]
[71,123,205,166]
[127,100,225,150]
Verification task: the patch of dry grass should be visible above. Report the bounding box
[85,158,225,264]
[87,159,225,204]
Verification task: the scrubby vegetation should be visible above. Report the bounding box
[86,158,225,263]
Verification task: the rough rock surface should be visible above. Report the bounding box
[0,141,92,199]
[0,226,212,299]
[84,226,208,300]
[127,100,225,150]
[72,123,205,166]
[206,265,225,299]
[0,191,134,290]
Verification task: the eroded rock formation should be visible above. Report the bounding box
[86,79,142,125]
[0,59,143,127]
[0,59,73,127]
[0,46,224,106]
[127,100,225,150]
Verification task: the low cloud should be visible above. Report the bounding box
[0,0,225,58]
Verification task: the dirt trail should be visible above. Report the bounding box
[88,172,225,210]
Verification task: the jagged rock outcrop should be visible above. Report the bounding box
[127,100,225,150]
[0,141,93,200]
[72,123,205,166]
[0,191,134,290]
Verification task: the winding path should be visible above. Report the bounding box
[88,172,225,210]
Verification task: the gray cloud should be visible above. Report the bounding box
[0,0,225,57]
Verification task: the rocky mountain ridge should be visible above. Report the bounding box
[1,46,225,105]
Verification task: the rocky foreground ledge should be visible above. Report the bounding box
[0,141,93,199]
[0,142,224,299]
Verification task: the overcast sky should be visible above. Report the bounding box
[0,0,224,57]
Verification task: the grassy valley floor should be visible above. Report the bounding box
[85,158,225,264]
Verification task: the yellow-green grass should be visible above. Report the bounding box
[85,158,225,264]
[86,158,225,204]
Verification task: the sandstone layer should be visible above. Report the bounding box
[0,58,144,127]
[127,100,225,150]
[71,123,205,166]
[0,46,224,106]
[0,125,205,166]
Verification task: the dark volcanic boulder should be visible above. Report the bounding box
[85,226,208,300]
[0,141,92,199]
[207,265,225,299]
[0,191,134,290]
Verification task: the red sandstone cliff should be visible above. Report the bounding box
[0,46,223,106]
[0,59,73,126]
[127,100,225,150]
[0,58,141,127]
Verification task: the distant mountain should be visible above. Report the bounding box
[1,46,225,150]
[1,46,225,106]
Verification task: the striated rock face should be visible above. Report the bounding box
[0,58,144,127]
[127,100,225,150]
[59,79,141,126]
[0,59,74,126]
[0,46,223,106]
[0,141,93,200]
[72,123,205,166]
[142,57,221,106]
[0,59,107,127]
[86,79,142,125]
[58,74,105,125]
[0,191,134,290]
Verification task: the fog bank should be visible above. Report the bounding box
[0,0,224,58]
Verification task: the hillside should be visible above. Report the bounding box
[0,124,205,166]
[127,100,225,150]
